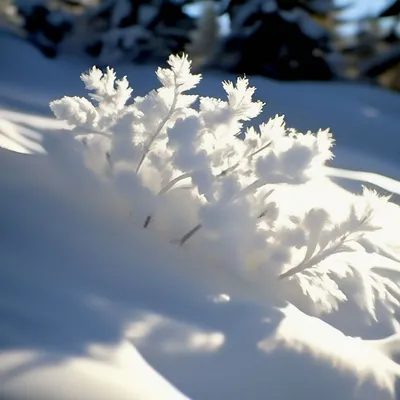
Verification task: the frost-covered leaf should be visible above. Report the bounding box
[81,66,133,112]
[222,77,264,120]
[156,54,202,92]
[50,96,99,129]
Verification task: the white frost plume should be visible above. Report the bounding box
[50,53,400,330]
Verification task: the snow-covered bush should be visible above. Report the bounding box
[50,54,400,329]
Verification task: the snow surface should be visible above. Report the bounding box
[1,34,400,399]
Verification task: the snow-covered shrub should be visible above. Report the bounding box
[50,54,400,329]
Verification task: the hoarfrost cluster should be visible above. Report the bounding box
[50,54,400,326]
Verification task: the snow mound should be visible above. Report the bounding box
[1,36,400,399]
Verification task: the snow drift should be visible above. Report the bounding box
[1,47,400,399]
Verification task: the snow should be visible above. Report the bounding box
[1,33,400,400]
[0,346,191,400]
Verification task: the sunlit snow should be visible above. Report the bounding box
[1,33,400,400]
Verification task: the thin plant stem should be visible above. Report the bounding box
[136,76,180,175]
[143,215,152,228]
[159,172,192,194]
[179,223,203,246]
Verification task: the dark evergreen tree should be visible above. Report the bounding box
[80,0,196,64]
[356,1,400,91]
[215,0,342,81]
[341,17,383,67]
[379,0,400,45]
[16,0,76,57]
[11,0,196,62]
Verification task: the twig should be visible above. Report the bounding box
[136,82,179,175]
[143,215,152,228]
[179,223,203,246]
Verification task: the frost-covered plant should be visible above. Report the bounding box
[50,54,400,326]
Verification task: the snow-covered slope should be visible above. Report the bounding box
[1,34,400,400]
[1,137,400,400]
